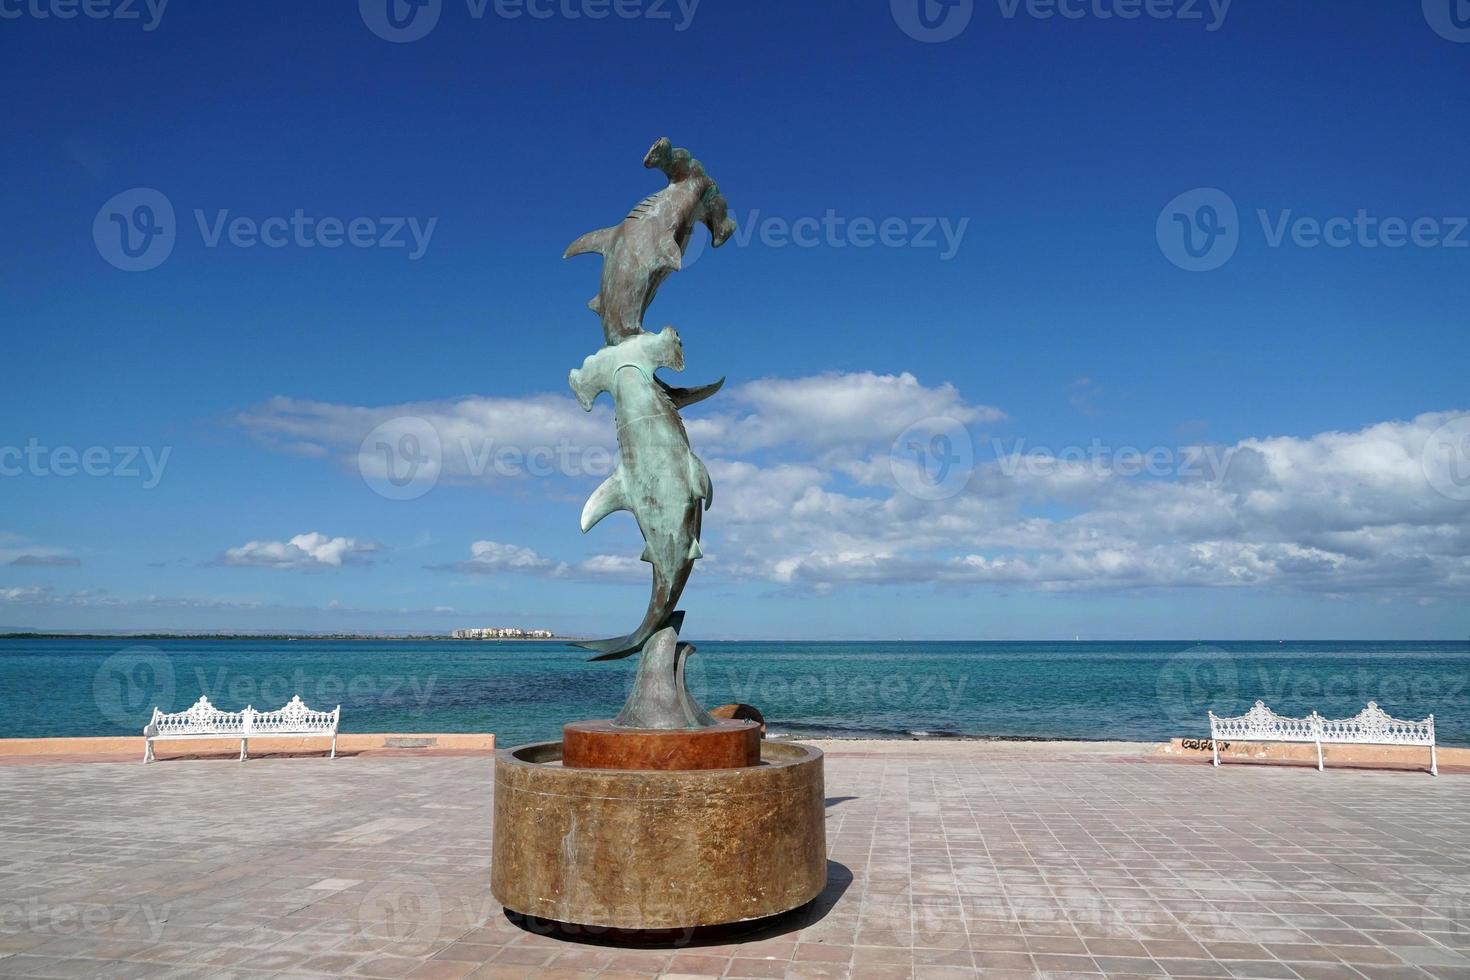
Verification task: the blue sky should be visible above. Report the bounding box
[1,0,1467,638]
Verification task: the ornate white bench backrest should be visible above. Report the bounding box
[251,695,340,736]
[1208,699,1436,775]
[1209,700,1315,742]
[149,696,249,737]
[1317,701,1434,746]
[143,694,339,763]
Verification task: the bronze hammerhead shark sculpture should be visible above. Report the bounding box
[561,139,737,726]
[565,137,735,346]
[568,328,711,663]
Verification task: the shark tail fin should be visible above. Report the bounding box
[578,610,685,662]
[564,226,618,259]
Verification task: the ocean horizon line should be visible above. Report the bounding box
[3,632,1468,644]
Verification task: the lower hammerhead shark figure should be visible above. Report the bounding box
[568,328,711,661]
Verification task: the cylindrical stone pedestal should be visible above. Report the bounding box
[491,740,826,929]
[562,719,761,771]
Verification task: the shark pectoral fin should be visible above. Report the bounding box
[639,543,654,563]
[581,471,629,532]
[587,295,602,316]
[688,539,703,560]
[655,375,724,410]
[655,232,683,273]
[564,226,618,259]
[689,455,713,509]
[568,369,599,412]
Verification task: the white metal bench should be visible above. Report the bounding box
[143,695,340,763]
[1209,700,1437,776]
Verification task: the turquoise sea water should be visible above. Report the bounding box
[0,639,1466,747]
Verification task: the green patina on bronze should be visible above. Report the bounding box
[563,138,737,729]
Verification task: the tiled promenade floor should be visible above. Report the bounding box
[1,744,1468,979]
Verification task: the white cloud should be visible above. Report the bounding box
[0,533,78,568]
[432,540,567,577]
[689,371,1005,454]
[0,586,52,602]
[235,379,1470,601]
[717,410,1470,599]
[238,394,613,486]
[238,371,1003,484]
[8,555,81,567]
[218,533,380,570]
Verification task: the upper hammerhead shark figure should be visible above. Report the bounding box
[564,137,736,347]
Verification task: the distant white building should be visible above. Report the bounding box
[452,627,555,639]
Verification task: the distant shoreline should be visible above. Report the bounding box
[2,634,1466,643]
[0,632,578,642]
